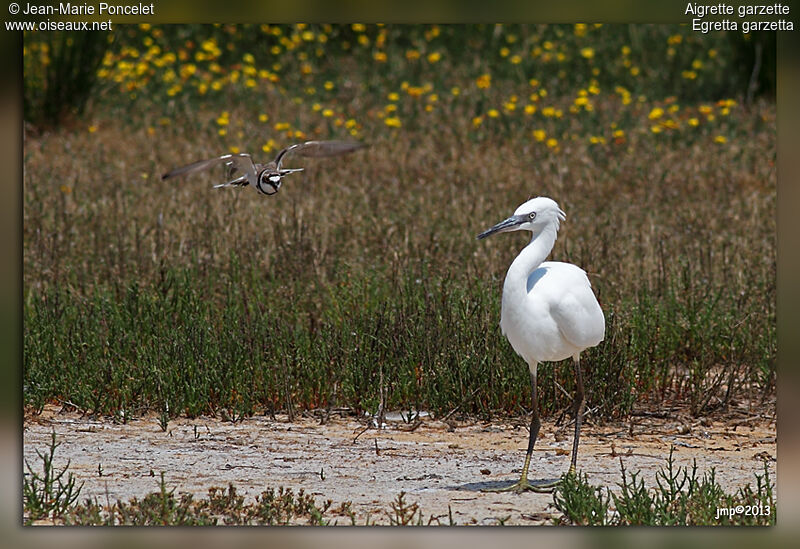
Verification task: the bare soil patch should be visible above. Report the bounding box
[23,405,776,525]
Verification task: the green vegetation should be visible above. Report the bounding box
[23,25,775,425]
[553,448,775,525]
[23,431,84,524]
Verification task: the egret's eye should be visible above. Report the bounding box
[528,212,536,220]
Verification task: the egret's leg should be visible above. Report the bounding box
[568,354,585,476]
[484,366,558,493]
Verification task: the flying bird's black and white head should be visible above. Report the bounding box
[477,196,566,240]
[161,140,366,197]
[255,166,303,195]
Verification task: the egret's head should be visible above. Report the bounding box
[477,196,566,240]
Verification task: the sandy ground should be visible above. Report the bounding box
[23,405,776,525]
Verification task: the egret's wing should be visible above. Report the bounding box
[162,154,257,186]
[549,272,605,350]
[274,140,366,170]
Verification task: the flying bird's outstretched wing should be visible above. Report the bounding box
[274,140,366,170]
[161,154,257,187]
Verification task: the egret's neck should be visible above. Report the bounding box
[504,225,558,296]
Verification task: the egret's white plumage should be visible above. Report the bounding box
[478,196,604,493]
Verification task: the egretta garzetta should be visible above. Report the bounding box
[162,140,365,196]
[478,196,604,492]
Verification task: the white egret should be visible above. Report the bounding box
[477,196,604,492]
[162,140,365,196]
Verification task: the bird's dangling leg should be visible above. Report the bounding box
[568,353,586,476]
[484,366,559,493]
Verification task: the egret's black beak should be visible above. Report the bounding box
[477,215,525,240]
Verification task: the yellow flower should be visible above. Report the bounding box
[574,23,587,36]
[384,117,402,128]
[259,113,269,122]
[688,118,699,127]
[709,49,718,58]
[650,125,662,134]
[533,129,546,142]
[714,135,727,144]
[487,109,499,118]
[322,109,334,117]
[580,47,595,59]
[312,103,322,112]
[510,55,522,65]
[324,81,334,90]
[682,70,697,80]
[218,128,227,136]
[545,138,559,149]
[661,119,679,130]
[427,52,441,63]
[451,87,460,96]
[385,104,397,113]
[524,104,536,115]
[692,59,703,70]
[351,23,366,32]
[621,45,631,56]
[503,102,516,112]
[630,66,640,76]
[612,129,625,138]
[88,125,97,133]
[405,49,420,60]
[242,53,255,64]
[373,51,388,62]
[500,47,510,57]
[472,116,483,127]
[476,73,491,89]
[230,146,240,154]
[648,107,664,120]
[529,78,539,88]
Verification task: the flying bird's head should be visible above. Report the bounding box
[255,167,304,195]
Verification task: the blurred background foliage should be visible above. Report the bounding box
[22,25,776,425]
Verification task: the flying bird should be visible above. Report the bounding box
[161,140,365,196]
[478,196,605,493]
